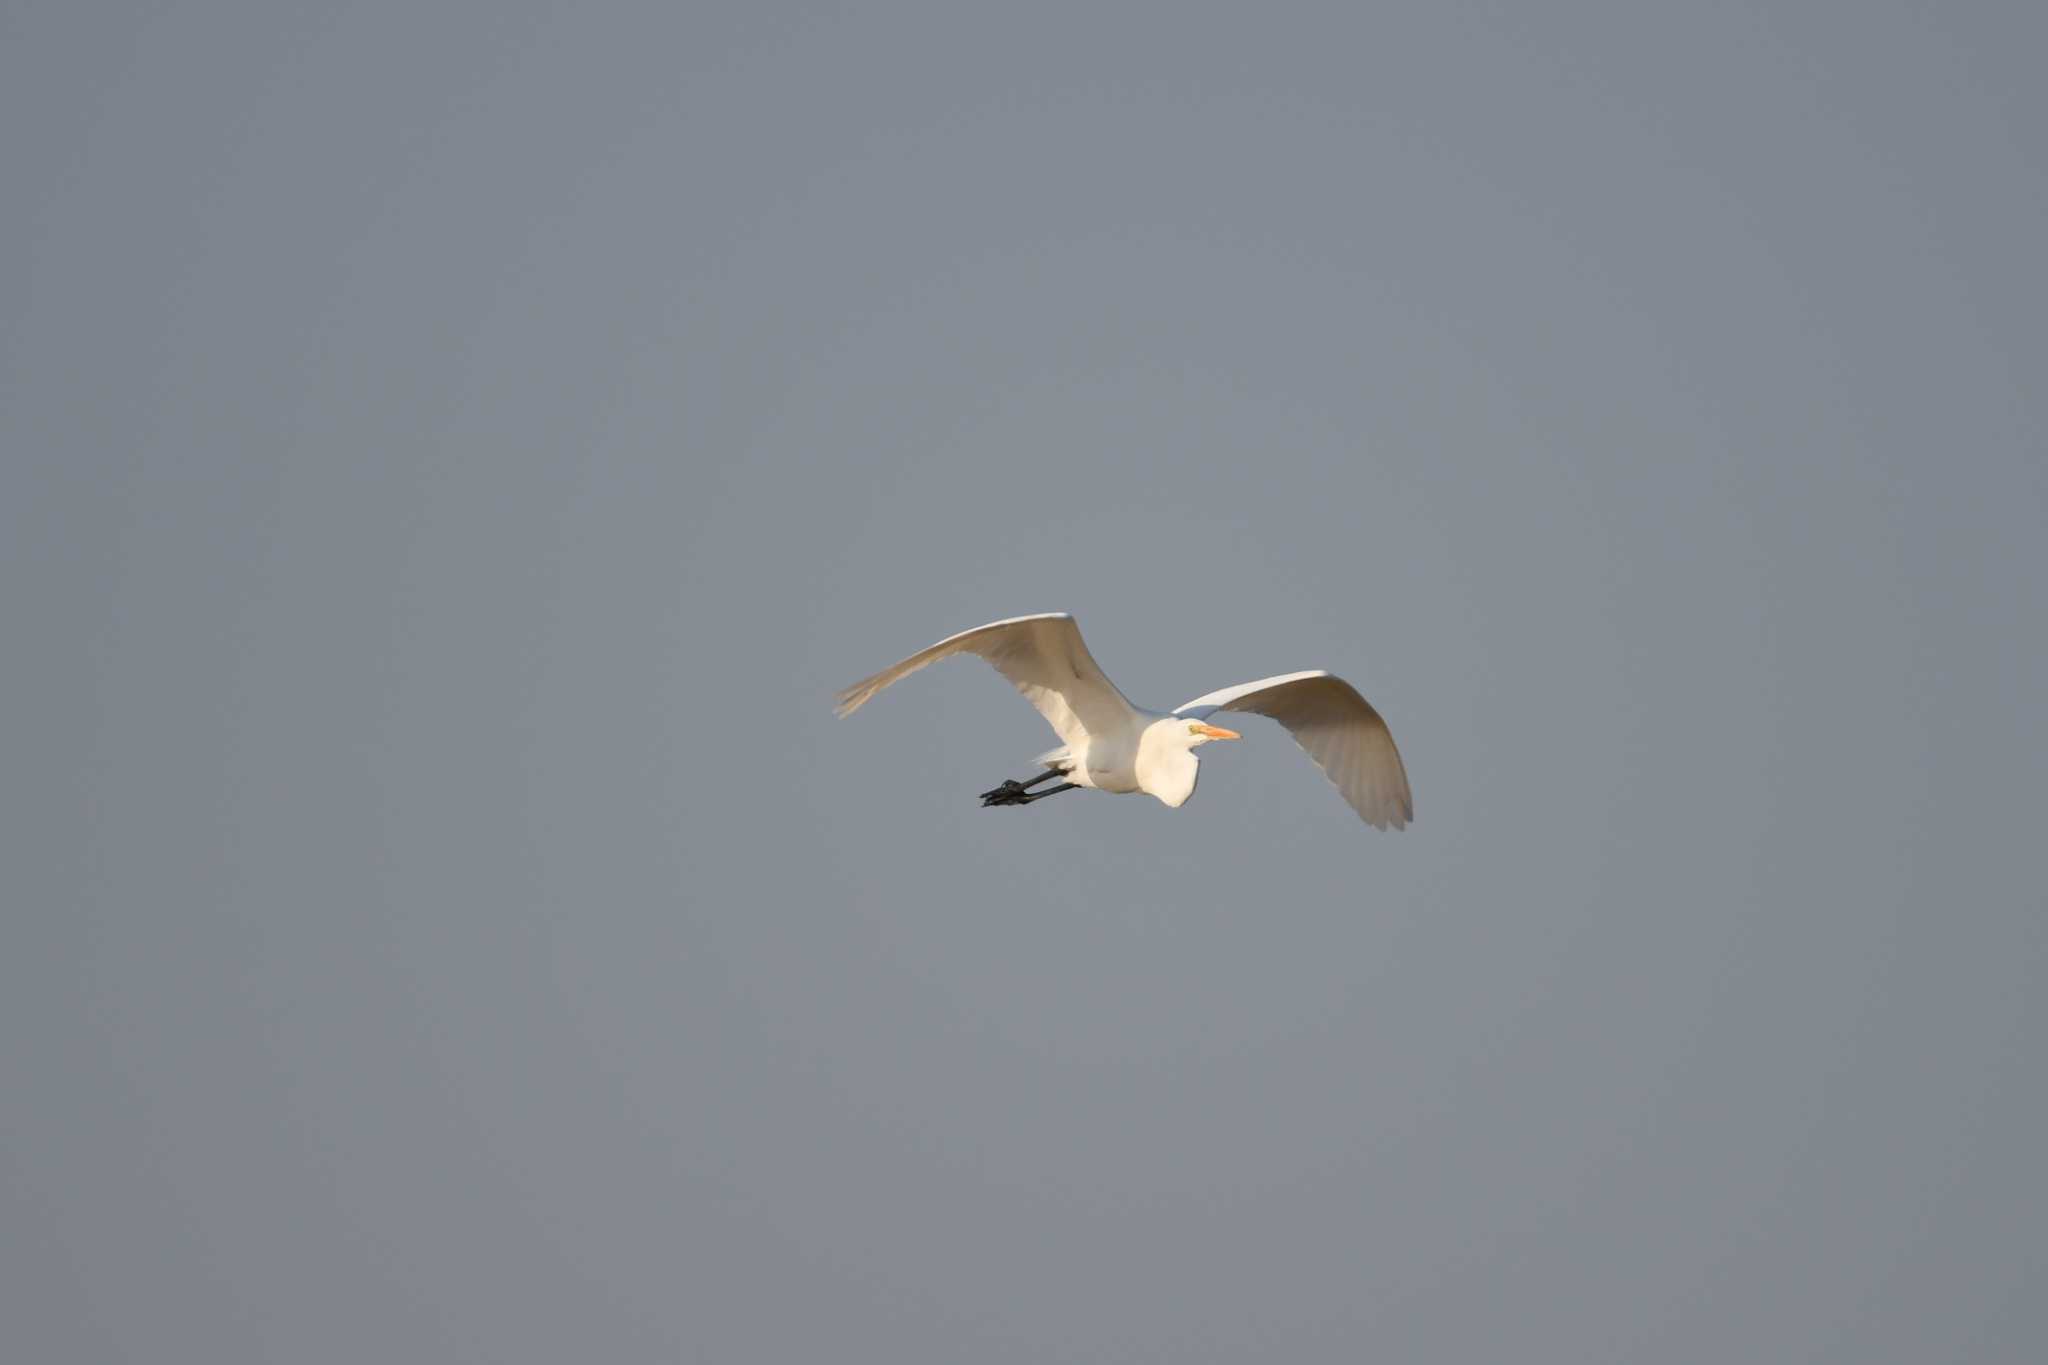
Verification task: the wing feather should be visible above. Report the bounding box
[834,613,1137,749]
[1177,671,1413,830]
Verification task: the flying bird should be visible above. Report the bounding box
[834,613,1412,829]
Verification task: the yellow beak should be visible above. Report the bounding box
[1194,723,1241,740]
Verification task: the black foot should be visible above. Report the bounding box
[979,779,1028,804]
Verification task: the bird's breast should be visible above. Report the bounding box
[1081,734,1142,793]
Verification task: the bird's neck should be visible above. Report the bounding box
[1136,724,1200,808]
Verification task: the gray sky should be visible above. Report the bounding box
[6,2,2045,1361]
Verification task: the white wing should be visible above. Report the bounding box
[835,613,1139,750]
[1177,671,1413,830]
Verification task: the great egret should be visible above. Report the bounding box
[835,613,1412,830]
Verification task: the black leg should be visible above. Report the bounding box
[1015,782,1079,804]
[980,770,1073,806]
[979,769,1068,804]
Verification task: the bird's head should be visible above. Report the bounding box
[1183,720,1241,748]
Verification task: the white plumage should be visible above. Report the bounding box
[835,613,1412,830]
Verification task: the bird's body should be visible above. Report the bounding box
[835,613,1413,830]
[1034,711,1198,804]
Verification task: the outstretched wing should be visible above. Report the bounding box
[1176,671,1413,830]
[835,613,1138,750]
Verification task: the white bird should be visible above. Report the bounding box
[835,613,1412,829]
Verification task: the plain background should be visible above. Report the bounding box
[6,2,2044,1361]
